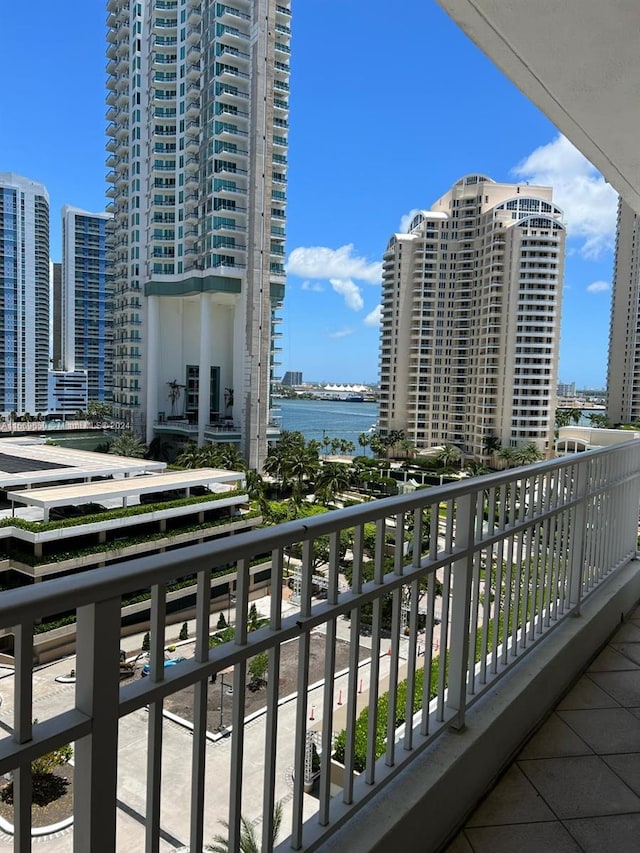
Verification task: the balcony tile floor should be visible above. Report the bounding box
[447,604,640,852]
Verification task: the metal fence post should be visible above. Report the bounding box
[447,492,475,730]
[73,597,121,852]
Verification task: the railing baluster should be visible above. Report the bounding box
[421,570,436,737]
[189,569,211,853]
[291,540,312,848]
[447,493,474,730]
[14,620,33,853]
[263,547,283,849]
[365,522,382,782]
[228,557,250,852]
[318,533,338,825]
[146,583,166,853]
[404,577,419,752]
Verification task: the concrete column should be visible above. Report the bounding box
[146,295,160,441]
[198,293,212,445]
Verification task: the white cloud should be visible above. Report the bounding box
[363,305,382,326]
[399,208,420,234]
[300,280,324,292]
[286,244,382,284]
[586,280,610,294]
[328,328,354,339]
[512,134,618,259]
[329,278,363,311]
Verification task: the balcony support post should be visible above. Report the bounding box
[14,620,33,853]
[568,460,588,613]
[447,492,475,731]
[73,597,121,853]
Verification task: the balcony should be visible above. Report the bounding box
[1,443,640,850]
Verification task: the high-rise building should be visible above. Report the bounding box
[105,0,290,470]
[607,198,640,424]
[61,206,113,403]
[379,175,566,459]
[0,173,50,416]
[51,262,63,371]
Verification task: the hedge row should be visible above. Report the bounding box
[1,488,247,533]
[10,509,261,567]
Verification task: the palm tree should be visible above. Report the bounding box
[464,460,489,477]
[398,437,415,460]
[588,412,611,429]
[215,443,247,471]
[314,462,352,505]
[262,449,287,496]
[497,446,517,469]
[207,800,283,853]
[568,408,583,425]
[555,409,572,429]
[436,444,461,469]
[512,443,544,466]
[284,446,319,498]
[358,432,370,457]
[108,431,148,458]
[176,442,203,468]
[368,433,386,459]
[482,434,501,467]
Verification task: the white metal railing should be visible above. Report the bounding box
[0,442,639,851]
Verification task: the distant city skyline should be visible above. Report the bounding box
[0,2,618,387]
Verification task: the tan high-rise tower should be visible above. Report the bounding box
[379,175,566,460]
[607,198,640,425]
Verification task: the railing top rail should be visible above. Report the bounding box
[0,441,638,628]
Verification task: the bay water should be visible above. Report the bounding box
[276,398,378,451]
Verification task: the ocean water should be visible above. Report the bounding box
[276,398,378,450]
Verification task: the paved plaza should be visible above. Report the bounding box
[0,592,407,851]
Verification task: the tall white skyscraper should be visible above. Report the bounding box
[61,206,113,403]
[0,173,50,416]
[607,198,640,424]
[379,175,566,459]
[106,0,290,469]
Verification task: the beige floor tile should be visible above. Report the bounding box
[564,813,640,852]
[558,707,640,754]
[610,641,640,667]
[557,675,621,710]
[587,646,639,672]
[602,753,640,797]
[464,822,582,853]
[589,670,640,707]
[519,755,640,819]
[518,713,592,759]
[465,764,555,827]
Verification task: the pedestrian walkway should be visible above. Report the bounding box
[447,602,640,852]
[0,590,394,851]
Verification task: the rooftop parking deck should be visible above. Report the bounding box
[6,467,245,520]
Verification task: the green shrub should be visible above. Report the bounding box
[179,622,189,641]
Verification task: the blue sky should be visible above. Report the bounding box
[0,1,617,388]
